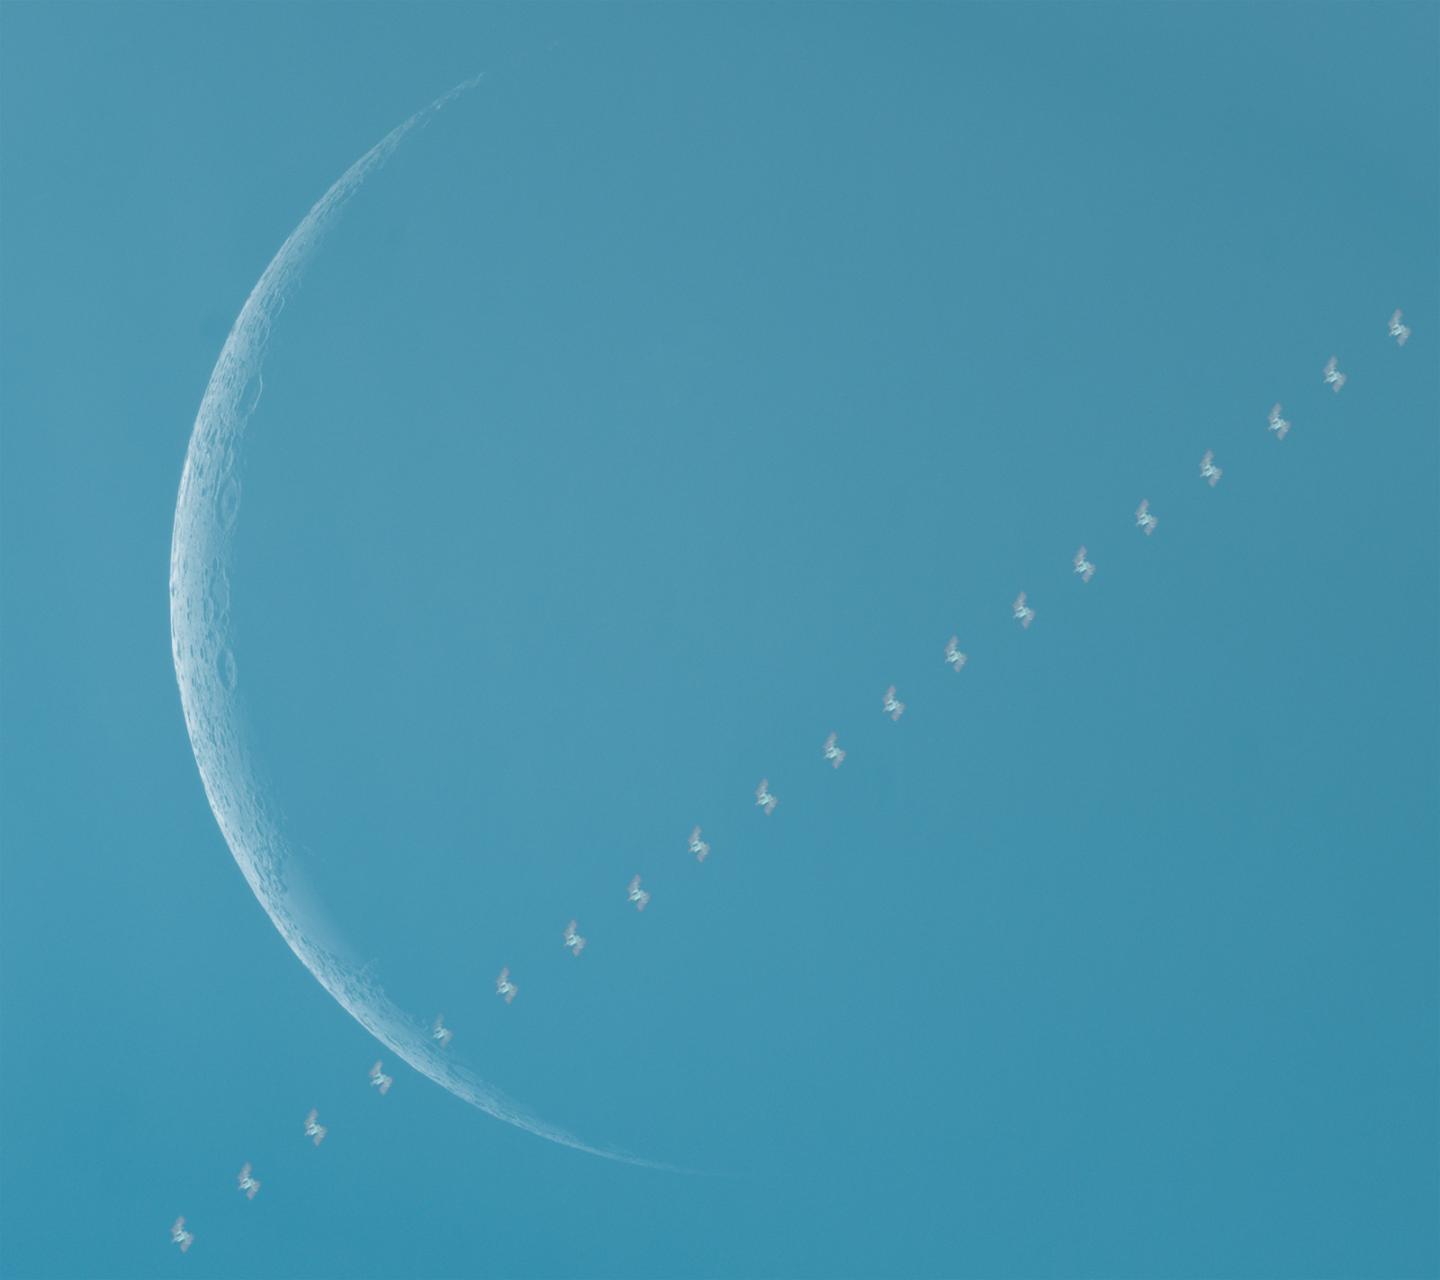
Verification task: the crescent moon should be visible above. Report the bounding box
[169,77,659,1168]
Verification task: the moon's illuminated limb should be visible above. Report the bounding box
[169,77,663,1168]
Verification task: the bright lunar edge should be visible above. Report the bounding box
[167,74,672,1171]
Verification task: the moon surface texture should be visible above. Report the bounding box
[169,77,656,1168]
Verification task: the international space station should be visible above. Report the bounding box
[627,875,650,911]
[882,685,905,721]
[755,778,777,815]
[563,919,586,956]
[304,1109,327,1146]
[496,966,517,1003]
[158,288,1410,1273]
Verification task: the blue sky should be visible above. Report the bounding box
[2,4,1437,1278]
